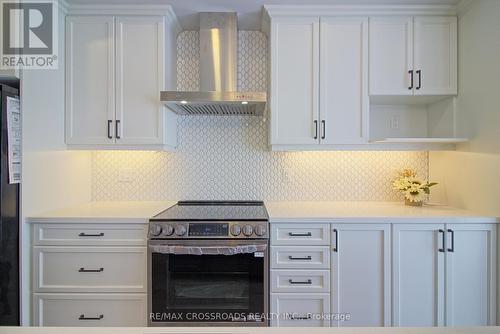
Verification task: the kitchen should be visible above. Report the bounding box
[0,0,499,332]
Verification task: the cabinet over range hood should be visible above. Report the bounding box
[161,12,267,116]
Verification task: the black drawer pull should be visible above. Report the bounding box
[79,314,104,321]
[288,256,312,261]
[78,232,104,237]
[288,232,312,237]
[447,229,455,252]
[438,229,445,253]
[291,315,312,320]
[289,279,312,285]
[78,267,104,273]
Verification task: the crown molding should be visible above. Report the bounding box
[264,4,457,18]
[66,4,179,20]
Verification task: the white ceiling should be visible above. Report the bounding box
[67,0,462,30]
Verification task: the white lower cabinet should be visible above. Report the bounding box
[445,224,496,326]
[31,222,148,327]
[271,221,496,328]
[271,293,330,327]
[33,293,147,327]
[392,224,445,326]
[331,224,391,327]
[393,223,496,327]
[33,246,147,293]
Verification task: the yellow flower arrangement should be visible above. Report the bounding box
[393,169,437,204]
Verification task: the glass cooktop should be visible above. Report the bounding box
[151,201,269,221]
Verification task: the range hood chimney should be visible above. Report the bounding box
[161,12,267,116]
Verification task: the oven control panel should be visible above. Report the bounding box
[148,221,268,239]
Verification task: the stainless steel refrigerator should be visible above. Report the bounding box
[0,83,20,326]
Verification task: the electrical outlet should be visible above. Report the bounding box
[118,167,133,183]
[390,116,400,130]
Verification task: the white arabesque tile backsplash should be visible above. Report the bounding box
[91,31,429,202]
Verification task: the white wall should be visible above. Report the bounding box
[429,0,500,217]
[19,7,92,325]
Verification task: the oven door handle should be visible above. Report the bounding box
[149,243,268,256]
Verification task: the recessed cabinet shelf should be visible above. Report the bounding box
[371,138,469,144]
[369,96,464,145]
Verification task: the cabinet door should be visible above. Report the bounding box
[270,17,320,145]
[445,224,496,326]
[414,16,457,95]
[331,224,391,327]
[392,224,445,326]
[320,17,369,145]
[65,16,115,145]
[115,16,165,145]
[369,17,413,95]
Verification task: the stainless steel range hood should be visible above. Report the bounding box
[161,12,267,116]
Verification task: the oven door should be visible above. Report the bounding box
[148,239,268,326]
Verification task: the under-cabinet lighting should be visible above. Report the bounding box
[180,100,188,104]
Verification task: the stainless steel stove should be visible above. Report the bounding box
[149,201,269,239]
[148,201,269,327]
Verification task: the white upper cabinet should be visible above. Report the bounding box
[331,224,391,327]
[65,10,178,150]
[445,224,496,326]
[369,17,413,96]
[414,16,457,95]
[392,224,445,326]
[320,17,369,145]
[115,16,165,145]
[66,16,115,145]
[369,16,457,96]
[269,17,320,145]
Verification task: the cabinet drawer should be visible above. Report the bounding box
[271,270,330,293]
[33,223,147,246]
[33,246,146,292]
[271,224,330,245]
[33,293,146,326]
[271,293,330,327]
[271,246,330,269]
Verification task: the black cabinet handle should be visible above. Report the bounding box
[289,279,312,285]
[333,228,338,252]
[79,314,104,321]
[107,120,113,139]
[290,315,312,320]
[78,232,104,237]
[313,120,318,139]
[321,120,326,140]
[288,232,312,237]
[78,267,104,273]
[288,256,312,261]
[115,120,121,139]
[447,229,454,252]
[416,70,422,90]
[408,70,414,90]
[438,229,445,252]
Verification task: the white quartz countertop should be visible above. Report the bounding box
[26,201,176,224]
[25,201,498,224]
[0,327,499,334]
[265,201,499,223]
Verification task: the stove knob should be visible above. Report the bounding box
[242,225,254,237]
[150,224,162,237]
[162,224,174,236]
[175,224,187,236]
[230,224,242,236]
[254,225,267,237]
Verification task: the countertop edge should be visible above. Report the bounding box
[268,217,500,224]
